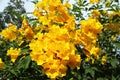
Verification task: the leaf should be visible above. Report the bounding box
[17,55,31,69]
[97,78,104,80]
[113,42,120,49]
[20,49,29,54]
[97,78,109,80]
[69,78,74,80]
[85,68,95,77]
[9,70,17,76]
[12,11,23,21]
[9,68,20,76]
[21,55,31,69]
[111,59,118,68]
[31,0,38,4]
[112,75,116,80]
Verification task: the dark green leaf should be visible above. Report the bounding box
[21,55,31,69]
[97,78,109,80]
[112,75,116,80]
[113,42,120,49]
[17,55,31,69]
[111,59,118,68]
[20,49,29,54]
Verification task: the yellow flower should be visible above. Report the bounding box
[64,1,71,8]
[21,18,34,40]
[43,59,67,79]
[39,16,51,25]
[85,56,91,62]
[74,18,103,62]
[75,18,103,45]
[29,0,82,79]
[84,44,101,58]
[0,58,4,68]
[80,18,103,35]
[7,47,21,62]
[90,0,100,4]
[24,27,34,40]
[0,23,17,42]
[91,10,100,18]
[47,25,69,41]
[29,24,81,79]
[44,64,60,79]
[89,46,100,59]
[101,55,107,65]
[33,9,42,17]
[103,10,108,15]
[63,16,76,31]
[68,54,81,69]
[33,0,72,26]
[104,23,120,33]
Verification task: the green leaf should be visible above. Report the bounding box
[17,55,31,69]
[69,78,74,80]
[20,49,29,54]
[9,69,19,76]
[21,55,31,69]
[12,11,23,21]
[111,59,118,68]
[112,75,116,80]
[97,78,104,80]
[113,42,120,49]
[85,68,95,77]
[97,78,109,80]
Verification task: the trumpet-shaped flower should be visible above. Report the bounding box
[0,23,17,42]
[7,47,21,62]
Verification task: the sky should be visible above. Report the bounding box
[0,0,34,12]
[0,0,75,12]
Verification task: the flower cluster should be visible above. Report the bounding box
[1,0,117,79]
[29,0,81,79]
[75,18,103,63]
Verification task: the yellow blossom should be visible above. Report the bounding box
[39,16,51,25]
[0,23,17,42]
[43,59,67,79]
[101,55,107,65]
[64,1,71,8]
[29,24,81,79]
[85,56,91,62]
[80,18,103,35]
[74,18,103,62]
[0,58,4,68]
[33,9,43,17]
[29,0,81,79]
[103,10,108,15]
[91,10,100,18]
[33,0,72,26]
[90,0,100,4]
[21,18,34,40]
[89,46,100,59]
[68,54,81,69]
[7,47,21,62]
[104,23,120,33]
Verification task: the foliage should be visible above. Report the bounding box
[0,0,120,80]
[0,0,26,30]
